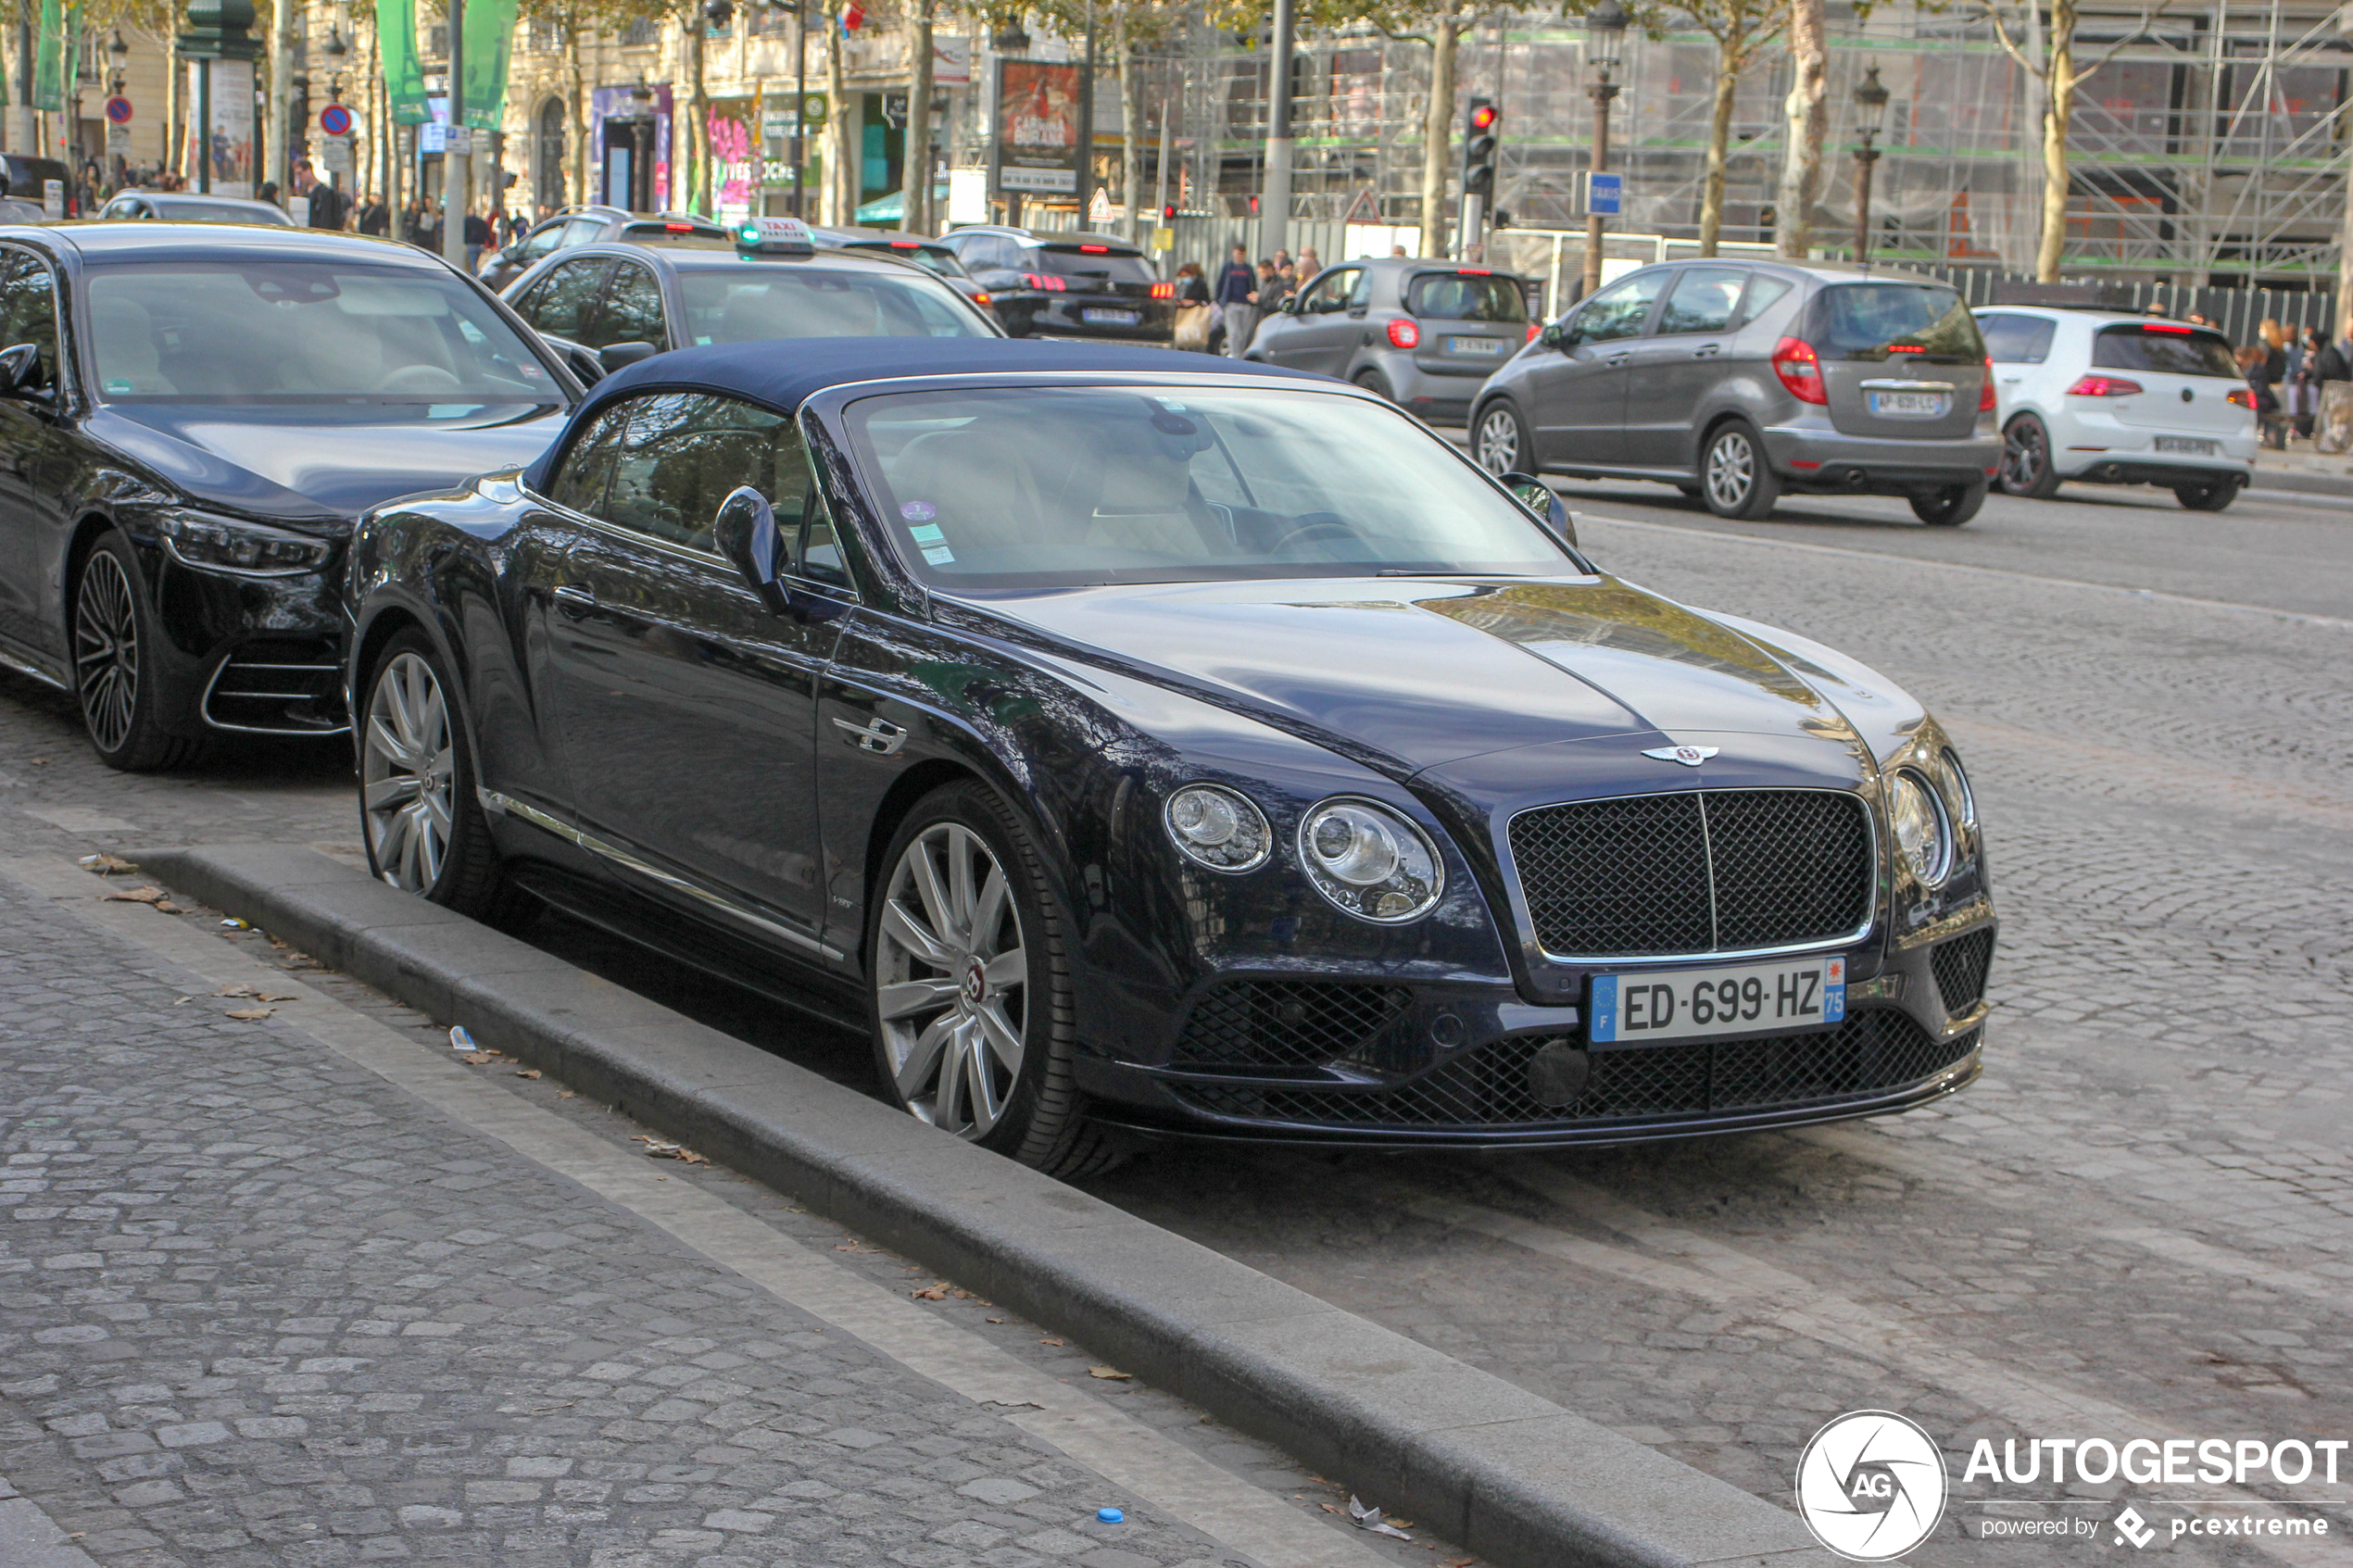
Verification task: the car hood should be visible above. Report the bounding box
[989,575,1873,777]
[90,404,569,524]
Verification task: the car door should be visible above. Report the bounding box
[1621,266,1747,468]
[0,245,72,655]
[511,256,614,351]
[1527,270,1664,467]
[537,388,839,944]
[1258,265,1363,373]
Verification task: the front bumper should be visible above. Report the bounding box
[1763,425,2003,493]
[1076,917,1994,1148]
[150,549,348,738]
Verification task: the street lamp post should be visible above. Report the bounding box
[1581,0,1625,297]
[1851,63,1888,264]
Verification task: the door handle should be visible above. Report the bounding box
[551,583,596,618]
[1692,344,1721,358]
[1605,353,1631,367]
[1362,332,1373,345]
[2000,376,2021,383]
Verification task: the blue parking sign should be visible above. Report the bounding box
[1586,172,1623,217]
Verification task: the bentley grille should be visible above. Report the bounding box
[1507,788,1873,959]
[1171,980,1413,1071]
[1930,927,1995,1017]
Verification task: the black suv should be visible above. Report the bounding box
[936,226,1173,341]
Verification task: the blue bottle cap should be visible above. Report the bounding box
[1096,1507,1125,1524]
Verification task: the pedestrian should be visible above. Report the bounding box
[2256,319,2290,450]
[464,207,494,273]
[1390,244,1407,257]
[2239,342,2283,449]
[1214,244,1256,358]
[2287,326,2321,442]
[2314,320,2353,384]
[356,192,389,235]
[1297,245,1320,282]
[1171,261,1214,351]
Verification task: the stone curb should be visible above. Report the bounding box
[135,843,1825,1568]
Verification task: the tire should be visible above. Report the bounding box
[71,531,198,772]
[357,627,530,924]
[1911,482,1987,527]
[1997,413,2061,498]
[1675,483,1704,501]
[1472,401,1531,476]
[1353,368,1392,402]
[1700,420,1780,520]
[866,779,1122,1177]
[2173,480,2237,512]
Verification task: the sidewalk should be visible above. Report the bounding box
[2249,441,2353,502]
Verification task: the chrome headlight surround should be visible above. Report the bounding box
[1935,746,1976,830]
[1887,767,1953,887]
[157,508,335,577]
[1297,796,1445,924]
[1164,784,1273,872]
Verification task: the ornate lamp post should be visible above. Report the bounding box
[1851,63,1890,263]
[1580,0,1626,296]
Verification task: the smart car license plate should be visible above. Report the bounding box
[2155,435,2219,455]
[1084,308,1139,325]
[1449,336,1507,356]
[1589,956,1845,1045]
[1867,391,1948,418]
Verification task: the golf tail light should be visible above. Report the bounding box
[1298,798,1443,923]
[2228,387,2256,408]
[2066,374,2142,397]
[1164,784,1270,872]
[1772,336,1827,404]
[1387,318,1420,349]
[1979,357,1996,411]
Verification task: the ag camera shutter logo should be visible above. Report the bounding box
[1795,1411,1949,1561]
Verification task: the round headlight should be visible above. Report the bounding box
[1937,746,1975,829]
[1164,784,1271,872]
[1297,798,1443,923]
[1888,770,1951,886]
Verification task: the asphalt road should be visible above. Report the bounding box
[3,475,2350,1563]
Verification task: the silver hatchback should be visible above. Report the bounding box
[1469,259,2002,525]
[1245,257,1533,423]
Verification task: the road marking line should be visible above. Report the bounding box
[1382,1169,2343,1567]
[1576,512,2353,631]
[5,856,1396,1568]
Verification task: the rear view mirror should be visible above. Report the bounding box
[0,342,42,398]
[714,484,789,614]
[598,340,659,373]
[1538,321,1565,351]
[1499,471,1578,550]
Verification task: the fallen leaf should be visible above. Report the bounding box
[1087,1366,1132,1381]
[557,1091,576,1099]
[1039,1337,1064,1347]
[77,853,133,874]
[460,1052,495,1065]
[832,1241,885,1254]
[153,902,184,914]
[217,985,259,997]
[987,1317,1004,1324]
[225,1007,274,1021]
[103,885,166,904]
[912,1282,950,1300]
[513,1069,542,1080]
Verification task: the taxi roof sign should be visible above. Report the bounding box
[737,216,816,256]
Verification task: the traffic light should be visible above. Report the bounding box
[1463,97,1500,200]
[1162,203,1176,221]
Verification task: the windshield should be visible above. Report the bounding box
[677,267,990,342]
[845,385,1578,590]
[86,261,560,403]
[1033,245,1157,285]
[1409,271,1527,322]
[2093,323,2239,377]
[848,242,971,281]
[151,198,290,224]
[1807,282,1982,363]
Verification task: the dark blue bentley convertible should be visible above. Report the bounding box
[346,337,1994,1173]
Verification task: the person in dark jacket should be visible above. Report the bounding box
[1214,245,1256,358]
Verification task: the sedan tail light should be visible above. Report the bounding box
[1979,356,1996,411]
[1149,282,1174,299]
[1771,336,1827,404]
[2227,386,2256,408]
[1388,318,1421,349]
[1526,321,1541,342]
[2065,374,2142,396]
[1020,272,1068,292]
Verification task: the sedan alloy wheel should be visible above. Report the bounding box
[73,549,139,756]
[1702,421,1780,520]
[362,651,457,892]
[875,821,1028,1138]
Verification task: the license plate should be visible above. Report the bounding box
[2155,435,2218,455]
[1590,956,1846,1045]
[1084,308,1139,325]
[1867,391,1948,418]
[1448,335,1507,356]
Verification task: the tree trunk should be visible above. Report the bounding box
[2036,8,2074,282]
[164,30,181,175]
[1776,0,1825,258]
[1700,49,1739,257]
[266,0,293,201]
[826,9,851,224]
[1417,17,1457,260]
[900,0,934,231]
[570,9,590,206]
[688,13,712,216]
[1117,16,1143,243]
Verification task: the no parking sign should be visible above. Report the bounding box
[319,102,353,137]
[104,95,131,158]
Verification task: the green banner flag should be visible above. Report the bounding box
[458,0,521,129]
[31,0,66,113]
[376,0,429,125]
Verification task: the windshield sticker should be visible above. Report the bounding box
[922,545,956,564]
[104,378,132,394]
[901,500,937,522]
[909,522,947,544]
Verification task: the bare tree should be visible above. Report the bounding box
[900,0,937,230]
[1986,0,2157,282]
[1774,0,1824,257]
[1678,0,1777,256]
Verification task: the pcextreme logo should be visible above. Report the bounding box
[1795,1411,1950,1562]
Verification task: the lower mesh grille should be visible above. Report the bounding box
[1929,928,1995,1016]
[1170,1011,1977,1130]
[1170,981,1413,1070]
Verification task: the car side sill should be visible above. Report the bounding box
[0,641,66,690]
[479,787,844,962]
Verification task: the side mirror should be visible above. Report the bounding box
[1538,321,1565,351]
[713,484,790,614]
[598,340,659,373]
[0,343,42,398]
[1499,471,1578,550]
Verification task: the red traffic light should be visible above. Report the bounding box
[1469,103,1498,132]
[1162,203,1177,220]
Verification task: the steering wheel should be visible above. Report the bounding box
[1267,513,1362,558]
[380,364,464,393]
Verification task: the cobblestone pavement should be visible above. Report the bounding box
[5,480,2353,1562]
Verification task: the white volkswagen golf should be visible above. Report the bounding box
[1974,307,2258,510]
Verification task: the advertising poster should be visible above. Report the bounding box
[708,98,756,224]
[186,59,255,196]
[992,59,1077,197]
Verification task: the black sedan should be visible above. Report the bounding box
[935,226,1174,341]
[346,337,1994,1173]
[0,222,575,770]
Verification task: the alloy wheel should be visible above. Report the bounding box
[362,651,456,893]
[1475,408,1520,473]
[1706,430,1755,509]
[72,551,139,755]
[2001,420,2045,491]
[875,821,1027,1139]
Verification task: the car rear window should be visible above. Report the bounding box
[621,220,730,243]
[2092,323,2239,377]
[1409,271,1527,322]
[1035,245,1157,284]
[849,241,971,280]
[1978,313,2057,364]
[1806,282,1983,363]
